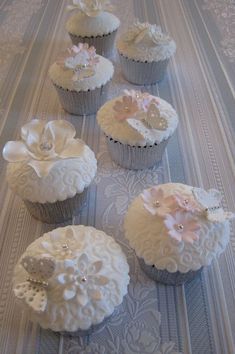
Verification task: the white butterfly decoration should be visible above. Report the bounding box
[127,101,168,143]
[14,256,56,313]
[193,188,235,223]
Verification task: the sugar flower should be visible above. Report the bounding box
[57,254,109,306]
[2,119,84,177]
[123,89,159,111]
[141,187,175,217]
[173,193,201,213]
[67,0,114,17]
[164,211,200,244]
[113,96,139,121]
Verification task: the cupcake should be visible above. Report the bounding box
[124,183,235,285]
[49,44,114,115]
[3,119,97,223]
[97,90,178,169]
[66,0,120,57]
[12,225,130,335]
[117,20,176,85]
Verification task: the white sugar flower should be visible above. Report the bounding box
[57,254,109,306]
[3,119,84,177]
[68,0,114,17]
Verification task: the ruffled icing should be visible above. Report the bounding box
[66,11,120,37]
[124,183,230,273]
[6,143,97,203]
[49,54,114,92]
[13,225,129,332]
[97,92,178,146]
[117,21,176,62]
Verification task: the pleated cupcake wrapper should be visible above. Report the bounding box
[24,189,88,224]
[106,135,170,170]
[68,30,117,57]
[53,81,111,116]
[60,309,118,337]
[119,53,169,85]
[138,258,203,286]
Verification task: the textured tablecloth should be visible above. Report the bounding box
[0,0,234,353]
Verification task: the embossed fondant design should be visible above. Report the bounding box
[124,183,231,273]
[13,225,130,332]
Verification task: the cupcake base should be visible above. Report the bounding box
[106,135,170,170]
[53,82,111,116]
[68,30,117,57]
[24,189,88,224]
[119,53,169,85]
[138,258,203,286]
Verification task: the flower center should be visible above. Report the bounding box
[81,276,87,283]
[39,141,53,152]
[184,199,189,205]
[153,200,160,207]
[176,224,184,232]
[62,243,69,250]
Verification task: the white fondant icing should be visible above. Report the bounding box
[49,55,114,92]
[117,21,176,62]
[66,11,120,37]
[124,183,230,273]
[13,225,130,332]
[97,94,178,146]
[6,143,97,203]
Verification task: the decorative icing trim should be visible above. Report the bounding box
[67,0,114,17]
[14,256,55,313]
[3,119,84,178]
[57,44,99,82]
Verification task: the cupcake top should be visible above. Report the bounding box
[97,90,178,146]
[49,44,114,92]
[66,0,120,36]
[13,225,130,332]
[117,20,176,62]
[124,183,234,273]
[3,119,97,203]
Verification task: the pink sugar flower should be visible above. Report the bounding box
[113,96,139,121]
[164,211,200,244]
[173,193,201,213]
[141,187,175,217]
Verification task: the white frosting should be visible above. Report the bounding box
[97,94,178,146]
[6,143,97,203]
[124,183,230,273]
[13,225,129,332]
[49,55,114,92]
[117,22,176,62]
[66,12,120,36]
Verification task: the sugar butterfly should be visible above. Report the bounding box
[193,188,235,223]
[14,256,55,313]
[127,101,168,142]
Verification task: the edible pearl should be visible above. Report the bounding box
[124,106,130,112]
[39,142,53,151]
[184,199,189,204]
[177,224,184,231]
[81,276,87,283]
[153,200,160,207]
[62,243,69,250]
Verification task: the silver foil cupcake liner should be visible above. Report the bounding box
[24,189,88,224]
[60,308,118,337]
[68,30,117,57]
[119,53,169,85]
[53,82,111,116]
[138,258,203,286]
[106,135,170,170]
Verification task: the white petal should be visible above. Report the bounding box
[27,160,56,177]
[88,289,102,301]
[63,288,76,300]
[59,139,84,159]
[46,120,76,153]
[21,119,45,147]
[2,141,30,162]
[76,292,88,306]
[57,274,66,284]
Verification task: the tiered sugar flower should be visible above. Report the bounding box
[67,0,114,17]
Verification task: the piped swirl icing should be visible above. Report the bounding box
[13,225,130,332]
[124,183,233,273]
